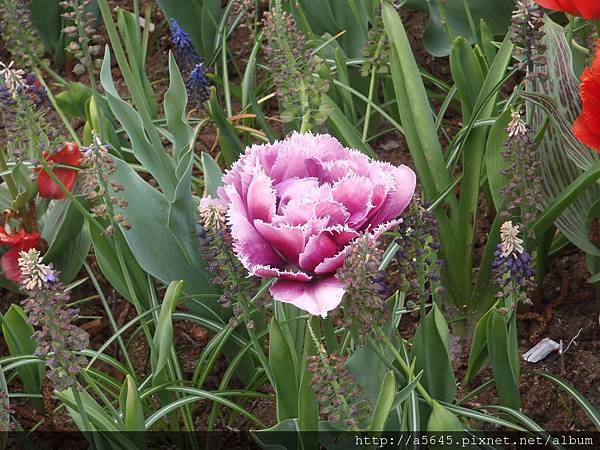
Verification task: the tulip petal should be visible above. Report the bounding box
[269,277,346,317]
[254,220,306,264]
[299,231,339,272]
[246,169,276,222]
[37,142,81,200]
[331,175,374,225]
[367,165,417,228]
[252,265,312,281]
[574,0,600,18]
[226,184,284,270]
[573,115,600,152]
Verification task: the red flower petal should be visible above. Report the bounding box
[37,142,82,199]
[573,40,600,152]
[574,0,600,19]
[534,0,579,15]
[1,232,40,283]
[0,227,26,245]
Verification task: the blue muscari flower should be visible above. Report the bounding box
[186,63,210,106]
[170,19,202,71]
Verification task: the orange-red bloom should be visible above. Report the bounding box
[535,0,600,19]
[0,228,40,283]
[573,40,600,152]
[36,142,82,199]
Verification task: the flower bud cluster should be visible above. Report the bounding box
[228,0,256,30]
[0,0,44,68]
[198,198,266,320]
[0,64,57,161]
[511,0,547,82]
[395,198,444,304]
[263,0,332,127]
[335,235,389,339]
[61,0,103,77]
[169,19,210,108]
[81,133,130,234]
[18,249,89,391]
[0,390,14,432]
[307,351,370,430]
[493,221,535,306]
[501,110,544,232]
[361,6,390,77]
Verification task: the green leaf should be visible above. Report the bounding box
[164,52,194,165]
[252,418,300,450]
[152,281,183,381]
[117,8,157,118]
[411,304,456,402]
[110,157,219,307]
[405,0,514,57]
[487,310,520,409]
[207,88,244,168]
[201,152,224,198]
[87,221,150,307]
[535,371,600,429]
[370,371,395,431]
[463,308,492,386]
[100,48,177,197]
[427,400,463,431]
[269,318,299,422]
[450,37,484,121]
[323,95,376,158]
[485,109,512,211]
[119,375,146,432]
[383,2,450,200]
[527,16,600,257]
[55,83,93,119]
[1,305,43,396]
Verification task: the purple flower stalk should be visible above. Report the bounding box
[170,19,202,71]
[207,132,416,317]
[186,63,210,106]
[493,221,535,303]
[18,249,89,391]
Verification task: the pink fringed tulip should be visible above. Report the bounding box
[216,132,416,317]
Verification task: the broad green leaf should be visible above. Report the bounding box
[411,304,456,402]
[427,400,463,431]
[370,371,395,431]
[269,318,299,422]
[119,375,146,433]
[487,310,520,409]
[55,82,93,119]
[100,48,177,197]
[527,16,600,257]
[1,305,43,397]
[450,37,484,121]
[110,157,219,307]
[405,0,514,57]
[463,308,492,386]
[485,109,512,211]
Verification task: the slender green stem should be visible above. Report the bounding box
[84,261,136,374]
[375,326,434,407]
[71,385,95,449]
[434,0,454,45]
[222,26,233,118]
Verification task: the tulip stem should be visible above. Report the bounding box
[375,326,434,407]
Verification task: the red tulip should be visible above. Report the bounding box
[534,0,600,19]
[0,228,40,283]
[573,40,600,152]
[36,142,82,199]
